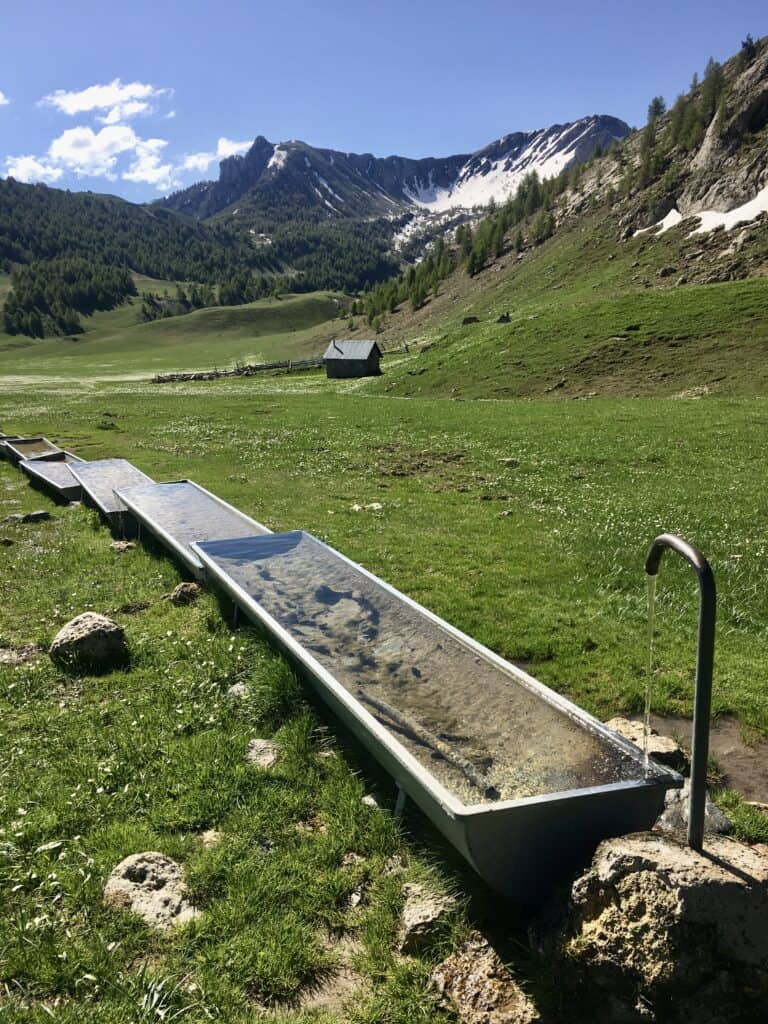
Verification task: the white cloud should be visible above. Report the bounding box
[41,79,170,125]
[5,154,62,183]
[123,137,177,190]
[182,151,216,173]
[0,91,9,107]
[180,136,252,176]
[48,124,140,177]
[216,136,251,158]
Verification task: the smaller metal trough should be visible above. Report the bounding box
[192,530,682,901]
[70,459,154,530]
[115,479,271,576]
[20,452,86,502]
[3,437,61,465]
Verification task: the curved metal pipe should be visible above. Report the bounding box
[645,533,716,851]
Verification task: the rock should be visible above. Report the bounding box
[49,613,128,672]
[398,883,456,954]
[657,266,678,278]
[676,276,688,287]
[566,833,768,1022]
[3,510,51,525]
[496,313,511,323]
[361,794,380,809]
[604,717,688,772]
[165,582,202,605]
[226,682,248,700]
[245,738,279,768]
[110,540,136,552]
[103,852,199,930]
[432,934,539,1024]
[462,316,480,325]
[199,829,223,847]
[0,537,14,547]
[655,779,733,835]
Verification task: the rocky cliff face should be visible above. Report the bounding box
[160,115,630,226]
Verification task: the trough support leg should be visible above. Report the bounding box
[394,785,407,820]
[232,604,239,629]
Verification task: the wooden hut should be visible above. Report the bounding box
[323,339,382,379]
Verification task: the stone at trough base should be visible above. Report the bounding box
[49,612,128,672]
[227,682,248,700]
[565,832,768,1022]
[655,779,733,835]
[245,738,279,768]
[604,716,688,772]
[398,883,456,954]
[432,934,539,1024]
[103,852,199,930]
[165,582,202,605]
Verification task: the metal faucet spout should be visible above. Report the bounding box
[644,533,716,852]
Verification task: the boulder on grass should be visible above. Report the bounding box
[432,934,539,1024]
[104,852,199,930]
[398,883,456,954]
[165,582,202,605]
[566,832,768,1022]
[245,738,279,768]
[49,612,128,672]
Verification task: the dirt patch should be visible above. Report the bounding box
[260,935,366,1020]
[0,644,41,665]
[640,713,768,803]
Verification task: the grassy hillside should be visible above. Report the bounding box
[359,206,768,399]
[0,290,346,378]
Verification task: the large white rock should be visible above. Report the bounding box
[49,612,128,672]
[103,852,199,930]
[566,832,768,1021]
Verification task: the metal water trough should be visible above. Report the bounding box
[20,452,86,502]
[3,437,61,465]
[70,459,154,530]
[192,530,682,902]
[115,479,271,576]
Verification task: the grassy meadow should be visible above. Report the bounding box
[0,287,346,380]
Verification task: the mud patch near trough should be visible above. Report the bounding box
[638,713,768,803]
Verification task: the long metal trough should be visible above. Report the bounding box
[114,479,271,576]
[3,436,61,465]
[192,530,683,901]
[69,458,155,532]
[20,452,86,502]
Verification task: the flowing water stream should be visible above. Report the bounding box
[644,574,657,776]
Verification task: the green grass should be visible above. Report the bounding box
[3,372,768,1019]
[366,210,768,399]
[0,291,346,380]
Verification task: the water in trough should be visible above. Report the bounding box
[196,531,657,805]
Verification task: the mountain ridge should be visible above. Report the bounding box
[159,115,630,226]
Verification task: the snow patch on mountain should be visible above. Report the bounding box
[635,183,768,237]
[268,145,288,171]
[404,120,616,212]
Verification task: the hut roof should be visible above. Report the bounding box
[323,339,381,361]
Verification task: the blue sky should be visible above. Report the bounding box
[1,0,764,201]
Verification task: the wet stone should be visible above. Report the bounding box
[655,780,733,836]
[604,717,688,772]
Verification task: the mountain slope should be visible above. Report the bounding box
[160,116,630,227]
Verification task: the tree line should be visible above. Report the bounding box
[2,257,137,337]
